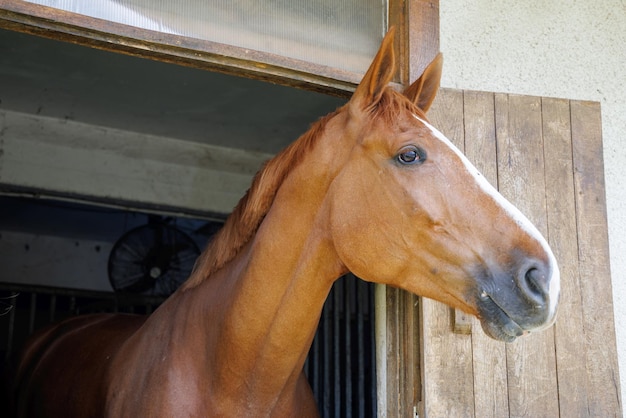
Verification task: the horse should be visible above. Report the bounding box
[10,28,559,417]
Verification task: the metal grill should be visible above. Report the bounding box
[305,274,377,417]
[0,283,164,359]
[0,278,376,417]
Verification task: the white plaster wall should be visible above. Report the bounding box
[439,0,626,411]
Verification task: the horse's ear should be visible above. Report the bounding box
[404,53,443,113]
[350,27,396,109]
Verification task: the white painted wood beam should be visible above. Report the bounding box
[0,109,271,216]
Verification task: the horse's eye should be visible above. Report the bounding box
[397,147,426,165]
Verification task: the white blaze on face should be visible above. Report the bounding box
[413,115,560,319]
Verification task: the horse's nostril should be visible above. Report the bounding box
[523,266,550,303]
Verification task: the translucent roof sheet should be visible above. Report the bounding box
[26,0,387,73]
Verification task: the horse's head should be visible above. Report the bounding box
[328,29,559,342]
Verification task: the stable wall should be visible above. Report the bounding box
[439,0,626,413]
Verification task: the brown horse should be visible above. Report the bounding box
[11,28,559,417]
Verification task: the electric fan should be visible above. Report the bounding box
[108,223,200,296]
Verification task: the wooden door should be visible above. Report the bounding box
[383,88,622,417]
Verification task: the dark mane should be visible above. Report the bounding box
[183,108,340,289]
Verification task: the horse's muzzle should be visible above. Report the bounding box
[475,258,559,342]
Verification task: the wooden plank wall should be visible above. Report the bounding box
[383,287,421,416]
[420,88,622,417]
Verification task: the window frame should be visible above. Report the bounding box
[0,0,439,97]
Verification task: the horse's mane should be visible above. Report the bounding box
[182,108,341,289]
[182,88,416,290]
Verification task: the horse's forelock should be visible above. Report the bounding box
[370,88,423,123]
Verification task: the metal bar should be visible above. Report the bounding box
[357,277,366,416]
[370,283,378,416]
[49,294,56,322]
[5,292,18,359]
[0,282,165,305]
[322,292,331,417]
[333,280,341,417]
[345,277,352,417]
[310,326,320,402]
[28,292,36,334]
[375,284,387,417]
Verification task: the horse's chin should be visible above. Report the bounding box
[478,317,525,343]
[476,295,527,343]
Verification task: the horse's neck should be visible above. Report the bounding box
[212,208,340,393]
[163,130,347,409]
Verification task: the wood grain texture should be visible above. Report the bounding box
[384,287,421,417]
[414,89,619,417]
[388,0,408,85]
[571,101,622,416]
[463,91,510,418]
[421,88,476,418]
[495,93,560,418]
[407,0,440,83]
[542,97,592,416]
[452,309,472,335]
